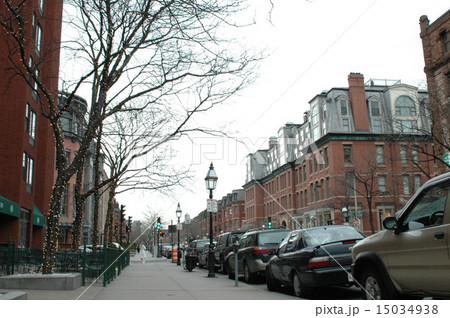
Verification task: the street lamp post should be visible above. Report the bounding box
[205,162,218,278]
[176,203,182,266]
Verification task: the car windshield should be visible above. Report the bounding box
[258,231,289,245]
[196,240,208,249]
[303,227,364,246]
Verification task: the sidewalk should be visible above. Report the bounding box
[4,252,297,300]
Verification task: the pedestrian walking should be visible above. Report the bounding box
[138,242,146,263]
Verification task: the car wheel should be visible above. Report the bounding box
[292,272,308,298]
[266,268,279,291]
[220,257,228,274]
[244,262,254,284]
[360,266,392,300]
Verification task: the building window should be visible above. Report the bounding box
[326,177,331,198]
[372,119,383,133]
[343,145,353,164]
[35,24,42,55]
[414,175,421,192]
[378,175,386,193]
[396,119,418,133]
[402,175,410,195]
[311,105,319,125]
[39,0,45,12]
[400,145,408,165]
[376,145,385,165]
[22,152,34,193]
[412,146,419,165]
[25,103,37,143]
[19,208,30,248]
[441,30,450,52]
[342,118,350,132]
[324,147,329,167]
[345,172,355,197]
[395,96,416,116]
[340,99,348,116]
[61,188,69,216]
[370,100,381,116]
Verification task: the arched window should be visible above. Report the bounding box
[395,96,416,116]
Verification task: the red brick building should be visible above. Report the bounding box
[0,0,63,247]
[420,9,450,173]
[244,73,439,236]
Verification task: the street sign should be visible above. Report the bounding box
[207,199,218,213]
[444,153,450,165]
[353,218,360,227]
[168,225,176,234]
[177,223,182,230]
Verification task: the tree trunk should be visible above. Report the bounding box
[71,160,86,250]
[104,181,117,247]
[42,181,65,274]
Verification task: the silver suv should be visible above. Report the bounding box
[352,171,450,299]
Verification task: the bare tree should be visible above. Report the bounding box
[1,0,261,273]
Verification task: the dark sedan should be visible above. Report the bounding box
[266,225,364,298]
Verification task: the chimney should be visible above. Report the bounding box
[269,136,278,149]
[348,73,370,131]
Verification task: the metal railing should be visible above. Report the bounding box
[0,240,129,287]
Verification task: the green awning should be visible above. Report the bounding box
[33,205,45,227]
[0,195,20,218]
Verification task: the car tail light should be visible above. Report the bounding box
[252,247,269,254]
[342,240,356,244]
[193,249,198,255]
[225,250,230,255]
[308,256,330,268]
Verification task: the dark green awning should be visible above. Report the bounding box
[0,195,20,218]
[33,205,45,227]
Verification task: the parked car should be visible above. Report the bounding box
[186,239,209,264]
[214,230,246,273]
[198,243,215,268]
[161,244,172,258]
[266,225,364,297]
[227,229,290,283]
[352,171,450,300]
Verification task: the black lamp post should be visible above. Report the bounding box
[176,203,182,266]
[205,162,218,278]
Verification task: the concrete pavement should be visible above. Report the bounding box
[2,252,298,300]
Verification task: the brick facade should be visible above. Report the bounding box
[0,0,63,247]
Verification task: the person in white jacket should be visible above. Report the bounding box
[138,242,146,263]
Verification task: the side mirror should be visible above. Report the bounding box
[383,217,398,232]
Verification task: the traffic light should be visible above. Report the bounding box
[157,217,161,230]
[268,217,272,229]
[159,231,164,237]
[120,205,126,223]
[128,215,132,228]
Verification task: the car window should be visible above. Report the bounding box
[258,231,290,246]
[400,182,449,231]
[278,234,290,255]
[303,227,364,246]
[285,232,299,252]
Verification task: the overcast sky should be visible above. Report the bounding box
[116,0,450,225]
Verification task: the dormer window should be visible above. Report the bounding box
[395,96,416,116]
[340,99,348,116]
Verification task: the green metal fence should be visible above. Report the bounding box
[0,241,130,287]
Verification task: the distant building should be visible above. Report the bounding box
[0,1,63,247]
[243,73,439,235]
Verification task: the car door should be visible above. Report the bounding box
[385,180,450,293]
[269,235,289,281]
[279,231,300,285]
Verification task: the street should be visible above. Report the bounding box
[11,254,361,300]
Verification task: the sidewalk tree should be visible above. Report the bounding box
[1,0,261,273]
